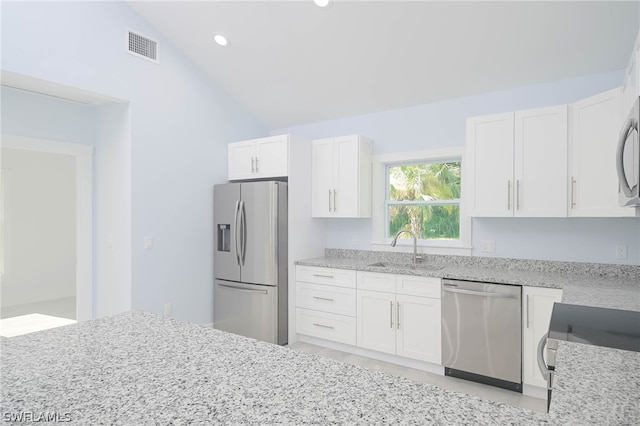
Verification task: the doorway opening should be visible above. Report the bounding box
[1,135,93,335]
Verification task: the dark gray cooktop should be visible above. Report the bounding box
[549,303,640,352]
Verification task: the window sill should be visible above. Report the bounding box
[371,241,472,256]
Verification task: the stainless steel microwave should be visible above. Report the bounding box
[617,96,640,206]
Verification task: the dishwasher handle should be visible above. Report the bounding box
[442,286,518,299]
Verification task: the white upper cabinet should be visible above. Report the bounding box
[228,140,256,180]
[514,105,568,217]
[466,105,568,217]
[311,135,372,218]
[228,135,289,180]
[466,112,514,217]
[570,88,635,217]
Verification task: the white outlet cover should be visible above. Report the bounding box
[482,240,496,253]
[615,245,627,259]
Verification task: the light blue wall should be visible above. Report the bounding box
[274,71,640,265]
[1,1,269,323]
[1,86,98,144]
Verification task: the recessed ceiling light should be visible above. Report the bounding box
[214,34,228,46]
[314,0,330,7]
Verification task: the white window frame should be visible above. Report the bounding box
[371,147,472,256]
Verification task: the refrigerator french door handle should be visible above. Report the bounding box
[234,200,241,265]
[272,184,278,273]
[240,200,247,265]
[616,116,638,197]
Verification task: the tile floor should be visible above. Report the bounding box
[288,341,546,413]
[1,297,76,320]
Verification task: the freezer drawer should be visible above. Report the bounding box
[214,280,281,344]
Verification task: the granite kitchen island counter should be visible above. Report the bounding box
[2,311,556,425]
[2,308,638,424]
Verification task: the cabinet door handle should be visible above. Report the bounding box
[328,190,332,212]
[571,177,576,208]
[255,157,259,173]
[313,323,334,330]
[312,296,335,302]
[333,189,337,212]
[516,180,521,210]
[251,157,255,173]
[397,301,400,329]
[507,180,512,210]
[390,300,394,329]
[526,294,530,329]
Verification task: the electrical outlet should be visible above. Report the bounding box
[144,236,153,249]
[481,240,496,253]
[164,303,172,317]
[615,245,627,260]
[351,234,359,245]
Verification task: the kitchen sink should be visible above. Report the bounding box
[367,261,444,271]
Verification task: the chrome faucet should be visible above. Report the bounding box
[391,229,419,268]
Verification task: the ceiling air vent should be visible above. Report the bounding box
[127,30,159,64]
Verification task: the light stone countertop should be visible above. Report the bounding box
[295,251,640,308]
[2,310,637,425]
[0,252,636,424]
[1,311,556,425]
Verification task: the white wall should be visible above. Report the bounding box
[93,102,132,318]
[274,71,640,265]
[1,148,76,307]
[1,1,268,324]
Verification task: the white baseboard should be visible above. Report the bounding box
[297,334,444,376]
[522,384,547,400]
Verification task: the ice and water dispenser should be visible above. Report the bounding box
[217,224,230,252]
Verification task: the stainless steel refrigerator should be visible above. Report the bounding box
[213,181,288,345]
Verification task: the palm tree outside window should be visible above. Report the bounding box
[386,162,461,241]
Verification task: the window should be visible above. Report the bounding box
[385,161,461,241]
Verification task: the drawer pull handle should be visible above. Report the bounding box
[312,274,334,278]
[312,296,335,302]
[313,323,334,330]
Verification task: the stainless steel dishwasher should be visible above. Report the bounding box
[441,279,522,392]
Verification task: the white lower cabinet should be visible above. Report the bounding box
[295,266,442,365]
[357,289,396,353]
[295,266,357,345]
[356,271,441,364]
[396,294,441,363]
[295,308,356,345]
[522,286,563,388]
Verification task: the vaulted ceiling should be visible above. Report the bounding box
[128,1,639,129]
